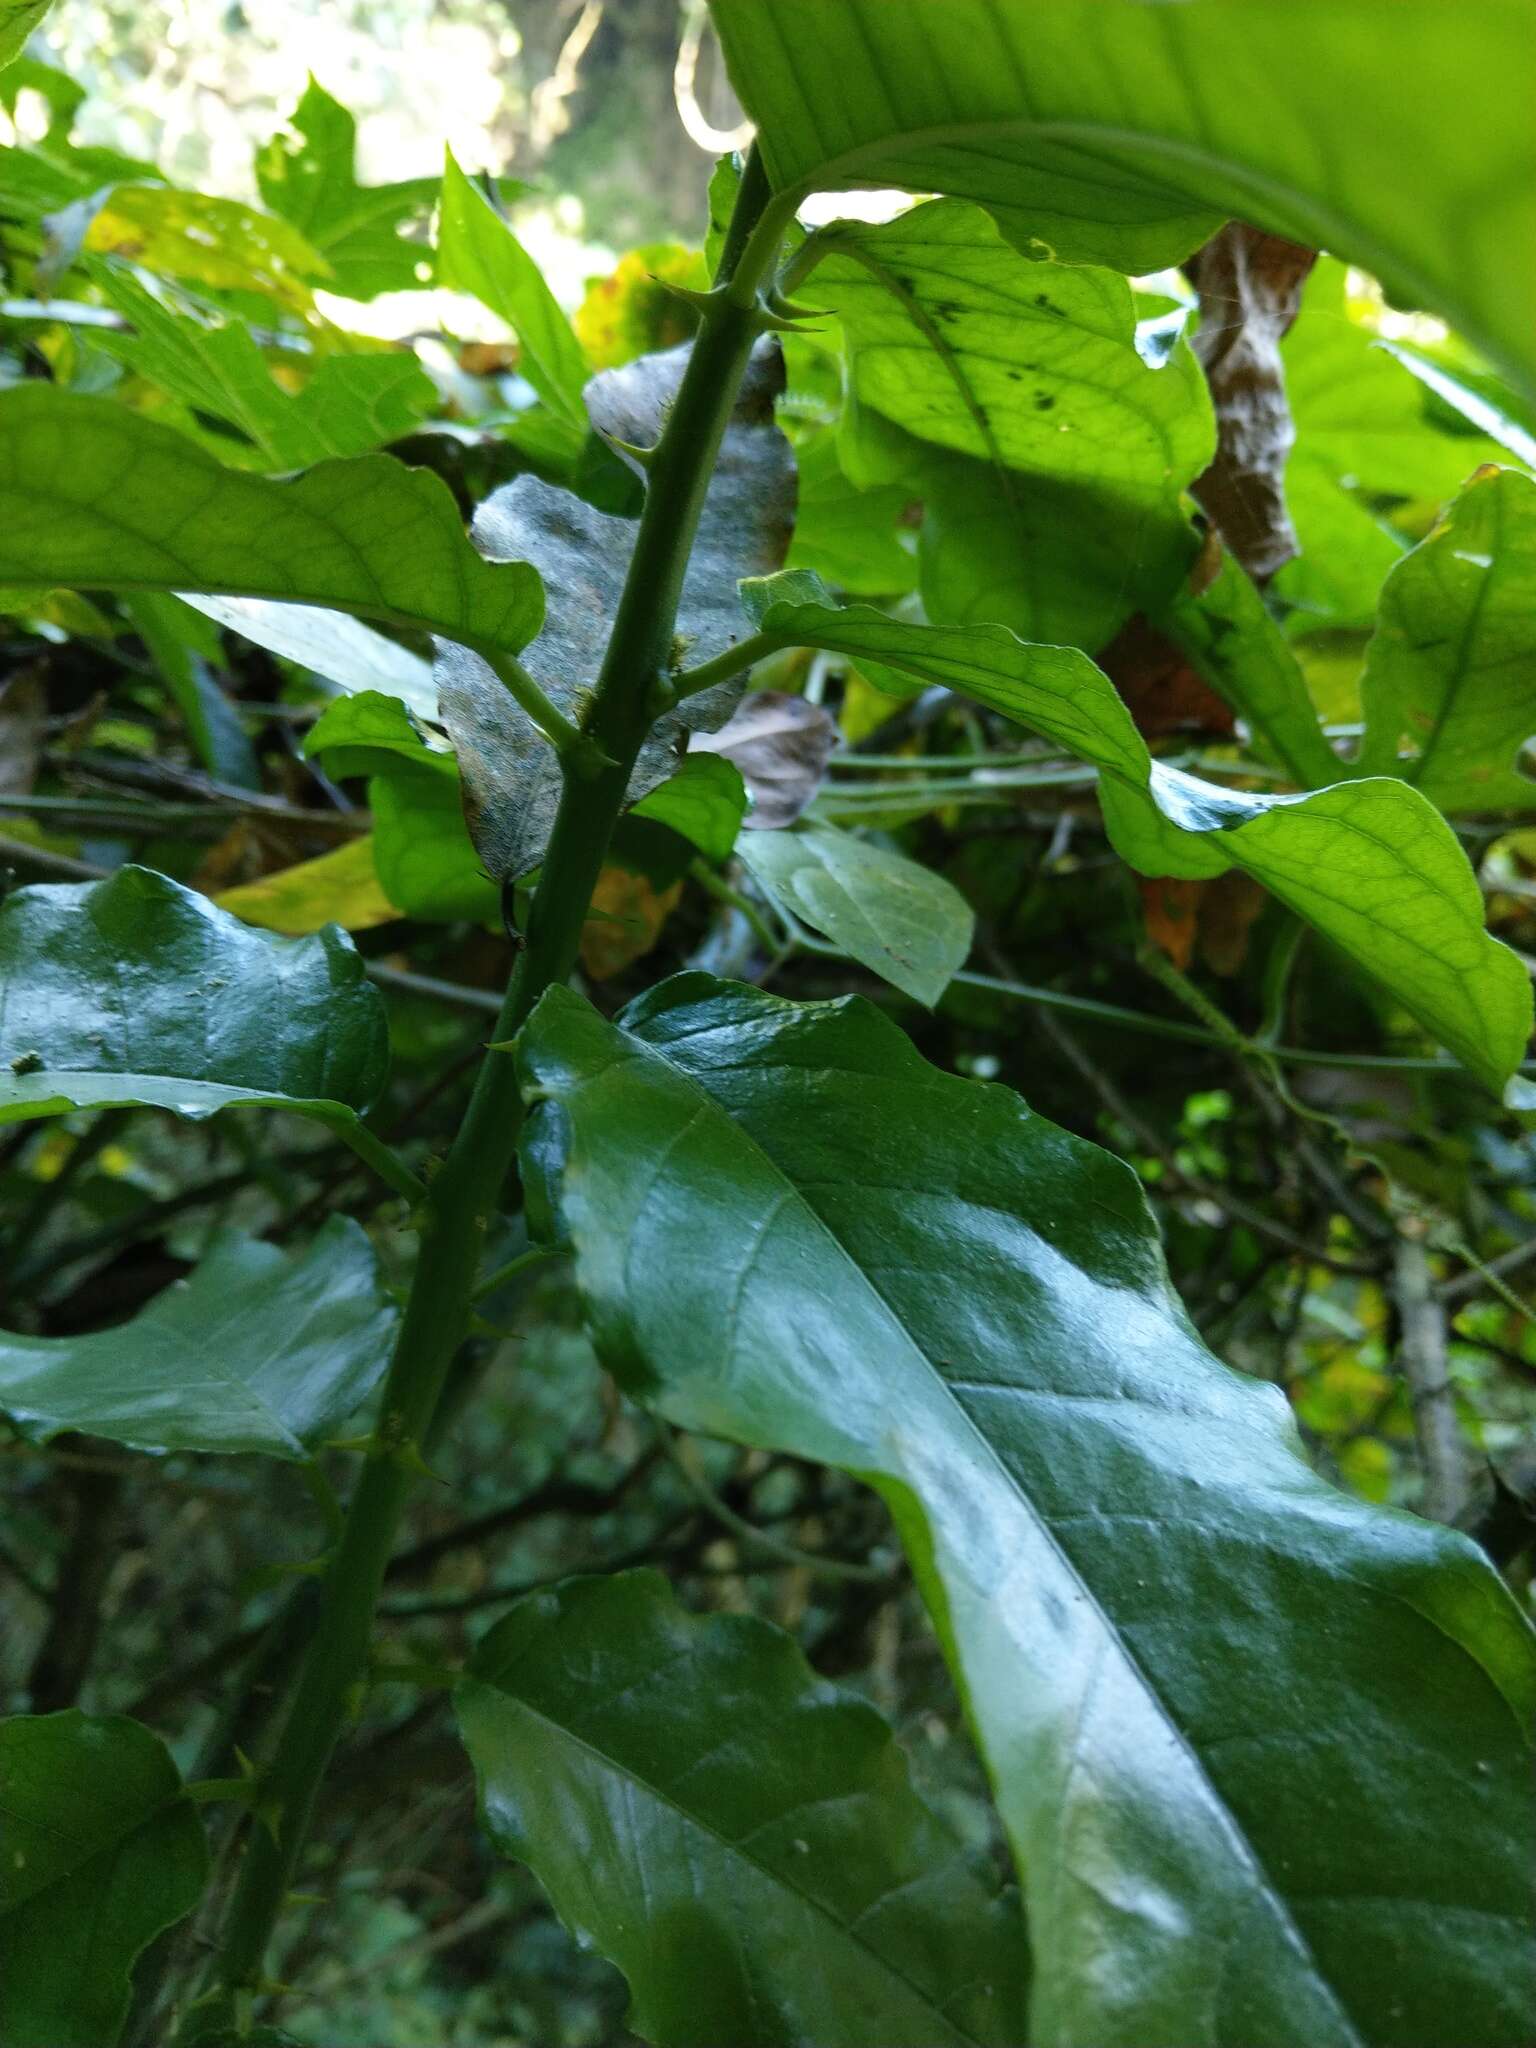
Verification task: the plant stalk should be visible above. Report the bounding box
[207,144,783,2005]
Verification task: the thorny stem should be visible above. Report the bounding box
[206,144,787,2012]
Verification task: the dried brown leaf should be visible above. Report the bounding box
[692,690,838,830]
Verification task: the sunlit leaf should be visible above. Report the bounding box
[0,385,543,657]
[712,0,1536,399]
[1358,465,1536,811]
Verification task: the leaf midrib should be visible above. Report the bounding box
[603,1016,1364,2047]
[471,1685,992,2046]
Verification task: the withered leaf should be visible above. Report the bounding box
[1098,612,1237,741]
[1187,224,1317,584]
[692,690,838,831]
[436,338,795,880]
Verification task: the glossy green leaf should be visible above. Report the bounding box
[438,149,590,439]
[0,867,420,1192]
[459,1570,1029,2048]
[0,1710,207,2048]
[255,77,438,301]
[0,385,543,658]
[737,573,1531,1089]
[1358,466,1536,811]
[1156,553,1339,788]
[811,200,1211,650]
[0,1218,395,1458]
[738,821,972,1004]
[712,0,1536,400]
[0,0,53,68]
[91,268,436,469]
[518,975,1536,2048]
[630,752,748,864]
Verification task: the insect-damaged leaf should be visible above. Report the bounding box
[457,1570,1030,2048]
[1186,224,1317,584]
[691,689,837,830]
[517,975,1536,2048]
[435,337,795,880]
[0,1218,396,1459]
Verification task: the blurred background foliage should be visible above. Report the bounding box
[1,5,1534,2042]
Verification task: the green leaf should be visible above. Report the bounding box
[785,430,916,598]
[737,574,1531,1089]
[91,267,436,469]
[0,0,54,69]
[811,200,1211,649]
[518,976,1536,2048]
[304,688,446,778]
[1156,552,1339,788]
[76,182,327,312]
[459,1570,1029,2048]
[630,753,748,864]
[438,149,590,438]
[0,1218,395,1458]
[0,1711,207,2048]
[1358,466,1536,811]
[712,0,1536,401]
[0,385,543,658]
[256,77,438,301]
[738,821,973,1004]
[0,867,421,1193]
[369,765,499,924]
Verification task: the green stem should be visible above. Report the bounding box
[670,628,782,700]
[207,143,786,2006]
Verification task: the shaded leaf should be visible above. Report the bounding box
[369,767,498,924]
[435,337,794,880]
[0,868,416,1188]
[786,430,917,598]
[458,1570,1030,2048]
[0,1218,395,1458]
[519,974,1536,2048]
[214,835,398,934]
[0,1710,206,2048]
[1358,466,1536,810]
[1155,547,1340,787]
[126,591,259,787]
[692,688,836,830]
[712,0,1536,399]
[1186,224,1316,582]
[630,752,747,863]
[578,866,682,981]
[736,573,1531,1090]
[738,821,972,1005]
[812,200,1212,651]
[256,77,438,301]
[0,385,543,658]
